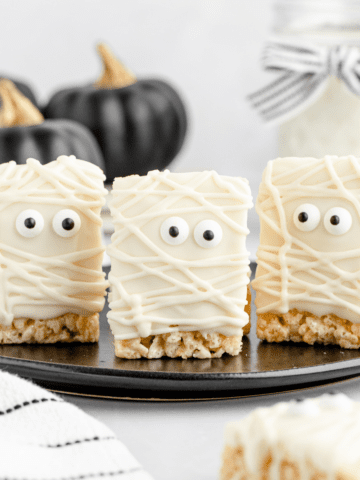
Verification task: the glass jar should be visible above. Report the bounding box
[273,0,360,158]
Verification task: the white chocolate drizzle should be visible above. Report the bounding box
[0,156,108,325]
[0,244,106,325]
[253,155,360,323]
[107,170,252,340]
[0,157,104,224]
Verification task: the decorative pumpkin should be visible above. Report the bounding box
[0,76,37,106]
[0,79,105,170]
[43,44,188,183]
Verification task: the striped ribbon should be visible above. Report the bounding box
[248,39,360,123]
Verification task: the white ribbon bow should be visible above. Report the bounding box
[248,39,360,124]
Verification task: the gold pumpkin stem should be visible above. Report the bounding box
[0,79,43,128]
[94,43,137,89]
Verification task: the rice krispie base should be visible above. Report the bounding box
[0,313,99,344]
[115,331,245,360]
[257,309,360,349]
[114,286,251,359]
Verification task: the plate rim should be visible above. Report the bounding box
[1,350,360,380]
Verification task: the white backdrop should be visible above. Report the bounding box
[1,0,278,256]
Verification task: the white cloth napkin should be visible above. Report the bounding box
[0,370,153,480]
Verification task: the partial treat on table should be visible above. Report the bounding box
[107,169,253,359]
[253,155,360,349]
[0,155,108,344]
[220,393,359,480]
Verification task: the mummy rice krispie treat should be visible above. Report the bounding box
[253,155,360,349]
[220,393,359,480]
[0,155,108,344]
[107,169,252,359]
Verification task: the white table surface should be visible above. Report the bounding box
[64,376,360,480]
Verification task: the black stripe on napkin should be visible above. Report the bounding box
[0,466,143,480]
[41,435,116,448]
[0,397,60,416]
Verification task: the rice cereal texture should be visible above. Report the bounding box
[253,155,360,348]
[107,169,253,359]
[0,313,99,344]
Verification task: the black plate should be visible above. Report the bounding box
[0,265,360,400]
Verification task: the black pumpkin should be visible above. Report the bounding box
[43,44,187,183]
[0,119,106,169]
[0,79,105,170]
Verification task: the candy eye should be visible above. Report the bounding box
[324,207,352,235]
[160,217,189,245]
[53,209,81,237]
[16,210,44,238]
[293,204,320,232]
[194,220,223,248]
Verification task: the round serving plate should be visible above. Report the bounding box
[0,265,360,400]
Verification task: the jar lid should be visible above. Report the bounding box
[274,0,360,34]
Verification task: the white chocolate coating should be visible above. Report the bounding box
[107,170,252,340]
[224,394,360,477]
[0,155,108,326]
[253,155,360,324]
